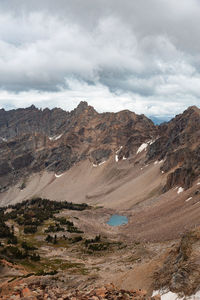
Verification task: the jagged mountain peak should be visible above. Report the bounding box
[185,105,200,114]
[171,105,200,123]
[28,104,37,110]
[73,101,97,116]
[76,100,89,110]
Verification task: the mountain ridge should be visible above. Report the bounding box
[0,102,199,197]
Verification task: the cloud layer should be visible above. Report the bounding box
[0,0,200,118]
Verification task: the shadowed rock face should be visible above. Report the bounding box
[147,106,200,191]
[0,102,157,191]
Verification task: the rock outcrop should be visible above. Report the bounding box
[153,228,200,296]
[0,277,160,300]
[147,106,200,190]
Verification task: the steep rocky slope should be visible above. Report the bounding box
[147,106,200,191]
[0,103,199,213]
[0,103,200,203]
[0,103,199,198]
[0,102,157,193]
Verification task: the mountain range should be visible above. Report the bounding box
[0,102,199,198]
[0,102,200,299]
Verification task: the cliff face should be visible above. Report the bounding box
[0,102,199,194]
[0,102,157,192]
[147,106,200,191]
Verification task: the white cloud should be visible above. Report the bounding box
[0,79,198,118]
[0,1,200,117]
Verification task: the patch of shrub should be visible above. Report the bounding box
[21,241,37,251]
[45,223,65,233]
[1,246,27,259]
[85,235,101,247]
[45,234,53,243]
[67,224,83,233]
[0,220,11,238]
[36,270,58,276]
[30,253,40,261]
[88,242,109,251]
[2,198,89,237]
[7,235,18,245]
[54,217,73,226]
[24,225,37,234]
[72,236,83,243]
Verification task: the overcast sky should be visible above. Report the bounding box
[0,0,200,118]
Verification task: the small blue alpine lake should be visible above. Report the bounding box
[107,214,128,226]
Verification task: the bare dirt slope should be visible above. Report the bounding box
[1,152,200,242]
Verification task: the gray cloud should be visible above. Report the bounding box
[0,0,200,117]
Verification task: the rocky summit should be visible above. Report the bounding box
[0,103,200,299]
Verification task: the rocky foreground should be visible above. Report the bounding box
[0,280,160,300]
[1,225,200,299]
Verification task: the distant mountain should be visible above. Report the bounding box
[149,116,171,125]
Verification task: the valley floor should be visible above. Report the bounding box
[0,155,200,299]
[0,202,200,299]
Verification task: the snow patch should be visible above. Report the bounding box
[161,171,164,174]
[49,134,63,141]
[165,292,183,300]
[177,187,184,194]
[161,291,181,300]
[137,143,148,154]
[153,290,200,300]
[149,139,156,145]
[154,159,164,165]
[197,182,200,185]
[122,156,127,160]
[136,139,156,154]
[186,197,193,202]
[93,161,106,167]
[116,146,123,154]
[55,173,64,178]
[0,137,7,142]
[140,165,149,170]
[115,146,123,162]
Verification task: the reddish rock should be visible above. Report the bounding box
[22,287,30,296]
